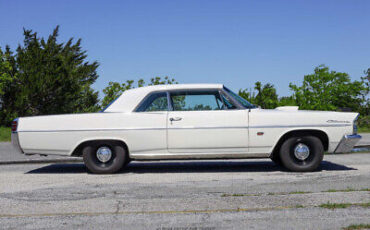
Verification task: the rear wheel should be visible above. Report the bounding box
[83,141,128,174]
[279,136,323,172]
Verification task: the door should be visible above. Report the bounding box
[167,89,249,153]
[132,91,169,154]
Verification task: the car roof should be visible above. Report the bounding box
[104,83,224,113]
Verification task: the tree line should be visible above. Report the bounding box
[0,26,369,128]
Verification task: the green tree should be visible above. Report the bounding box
[357,69,370,129]
[278,96,296,106]
[0,48,13,96]
[101,81,135,108]
[254,81,279,109]
[0,26,100,125]
[101,76,177,108]
[359,68,369,115]
[0,46,19,124]
[238,88,256,104]
[239,82,278,109]
[289,65,367,111]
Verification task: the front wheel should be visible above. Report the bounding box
[83,141,128,174]
[279,136,324,172]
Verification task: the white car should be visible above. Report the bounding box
[11,84,361,173]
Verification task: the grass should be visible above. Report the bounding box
[319,203,353,209]
[324,188,370,193]
[319,202,370,209]
[288,191,311,194]
[269,191,310,195]
[358,126,370,133]
[0,127,11,142]
[221,193,257,197]
[342,224,370,230]
[359,203,370,208]
[221,188,369,197]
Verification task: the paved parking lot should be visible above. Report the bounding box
[0,153,369,230]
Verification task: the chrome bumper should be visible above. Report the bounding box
[334,134,361,153]
[11,132,23,154]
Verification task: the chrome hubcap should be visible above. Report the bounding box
[96,146,112,163]
[294,143,310,160]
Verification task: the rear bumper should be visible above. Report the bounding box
[11,132,23,154]
[334,134,361,153]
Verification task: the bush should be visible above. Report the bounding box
[358,115,370,131]
[0,127,11,142]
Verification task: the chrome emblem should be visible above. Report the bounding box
[327,120,350,124]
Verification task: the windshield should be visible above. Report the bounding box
[224,87,256,109]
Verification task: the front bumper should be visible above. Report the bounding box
[11,132,23,154]
[334,134,362,153]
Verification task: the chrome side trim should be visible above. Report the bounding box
[169,126,248,130]
[131,152,270,160]
[250,124,351,128]
[17,128,167,133]
[17,123,351,133]
[334,134,362,153]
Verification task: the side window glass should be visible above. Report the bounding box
[221,93,237,109]
[136,92,168,112]
[171,91,223,111]
[216,96,224,110]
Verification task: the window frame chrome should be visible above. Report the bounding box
[133,90,171,112]
[133,87,247,112]
[219,89,244,110]
[222,86,256,109]
[167,88,240,111]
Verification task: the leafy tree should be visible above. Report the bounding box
[357,69,370,129]
[101,81,135,108]
[0,48,13,96]
[101,76,177,108]
[0,46,19,124]
[289,65,367,112]
[0,26,100,125]
[192,104,212,111]
[239,82,278,109]
[359,69,369,115]
[144,95,168,112]
[278,96,296,106]
[148,76,176,86]
[254,81,279,109]
[238,88,256,104]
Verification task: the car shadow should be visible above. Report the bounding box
[26,160,356,174]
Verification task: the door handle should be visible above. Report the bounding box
[169,117,182,122]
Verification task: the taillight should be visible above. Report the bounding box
[353,115,359,134]
[11,119,18,132]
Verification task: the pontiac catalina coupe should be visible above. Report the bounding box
[11,84,361,173]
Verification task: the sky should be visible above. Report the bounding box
[0,0,369,96]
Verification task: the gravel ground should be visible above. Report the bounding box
[0,153,369,230]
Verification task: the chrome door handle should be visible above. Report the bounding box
[169,117,182,122]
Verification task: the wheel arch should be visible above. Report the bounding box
[271,129,329,159]
[71,138,130,157]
